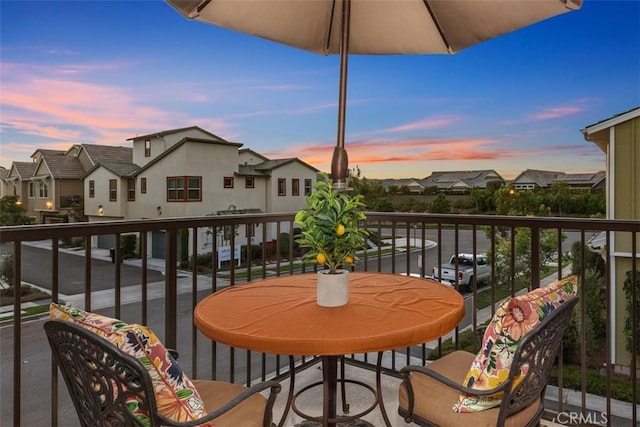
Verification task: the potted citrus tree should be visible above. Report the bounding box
[294,173,368,306]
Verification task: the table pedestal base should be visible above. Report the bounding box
[282,354,391,427]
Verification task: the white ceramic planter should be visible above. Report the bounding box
[316,269,349,307]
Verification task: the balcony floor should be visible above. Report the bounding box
[271,359,570,427]
[271,356,405,426]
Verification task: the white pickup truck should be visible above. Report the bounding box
[432,253,491,292]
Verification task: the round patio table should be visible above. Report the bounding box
[194,272,465,427]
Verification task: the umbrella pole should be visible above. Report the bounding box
[331,0,351,190]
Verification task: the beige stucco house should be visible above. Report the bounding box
[582,106,640,370]
[83,126,318,257]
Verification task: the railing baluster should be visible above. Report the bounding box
[0,213,638,425]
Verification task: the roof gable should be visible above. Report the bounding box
[36,155,86,179]
[127,126,227,142]
[8,162,37,179]
[133,137,242,176]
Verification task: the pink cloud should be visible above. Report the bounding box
[380,115,463,133]
[528,105,584,121]
[0,61,242,159]
[273,136,509,169]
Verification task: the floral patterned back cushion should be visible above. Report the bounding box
[453,275,578,413]
[50,303,210,425]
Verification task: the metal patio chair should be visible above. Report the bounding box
[44,319,281,427]
[398,296,578,427]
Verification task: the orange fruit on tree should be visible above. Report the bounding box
[336,224,346,236]
[316,253,326,265]
[344,255,354,264]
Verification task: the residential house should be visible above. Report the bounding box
[0,166,10,197]
[84,126,318,257]
[582,106,640,373]
[512,169,605,191]
[421,170,504,191]
[376,171,504,193]
[0,145,134,224]
[30,150,85,223]
[4,162,37,221]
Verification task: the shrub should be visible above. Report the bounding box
[121,234,137,259]
[0,253,15,289]
[623,270,640,355]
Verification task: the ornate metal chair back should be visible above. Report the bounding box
[496,296,579,425]
[44,320,159,427]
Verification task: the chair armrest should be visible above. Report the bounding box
[156,380,281,427]
[399,364,510,397]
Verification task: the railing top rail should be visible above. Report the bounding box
[1,212,638,243]
[0,212,296,242]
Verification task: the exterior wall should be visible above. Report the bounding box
[614,258,637,367]
[513,176,537,190]
[31,179,52,218]
[267,162,317,213]
[612,117,640,225]
[607,113,640,368]
[128,141,254,220]
[239,151,267,165]
[264,162,317,240]
[76,147,95,171]
[131,128,215,167]
[84,168,126,220]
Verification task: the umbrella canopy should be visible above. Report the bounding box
[165,0,583,187]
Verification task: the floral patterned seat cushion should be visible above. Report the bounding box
[453,275,578,413]
[50,303,210,425]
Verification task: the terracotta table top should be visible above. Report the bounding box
[194,272,465,356]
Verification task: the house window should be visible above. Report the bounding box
[278,178,286,196]
[167,177,184,201]
[141,177,147,194]
[28,182,35,198]
[292,179,300,196]
[304,179,312,195]
[187,177,202,201]
[89,180,95,198]
[245,177,255,188]
[109,179,117,201]
[144,139,151,157]
[39,181,48,198]
[224,176,234,188]
[127,179,135,201]
[167,176,201,201]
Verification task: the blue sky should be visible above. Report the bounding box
[1,0,638,180]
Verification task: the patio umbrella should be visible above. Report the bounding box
[165,0,583,189]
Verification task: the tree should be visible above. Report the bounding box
[68,196,88,222]
[0,253,15,290]
[428,193,451,214]
[488,226,560,287]
[487,185,563,287]
[349,175,393,212]
[547,182,571,216]
[0,195,32,226]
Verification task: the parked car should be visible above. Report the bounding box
[432,253,491,292]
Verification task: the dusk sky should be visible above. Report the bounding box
[1,1,639,180]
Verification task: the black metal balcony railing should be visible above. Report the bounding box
[0,212,638,426]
